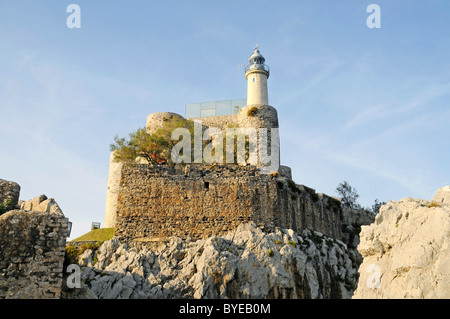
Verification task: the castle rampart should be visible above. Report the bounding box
[113,164,344,245]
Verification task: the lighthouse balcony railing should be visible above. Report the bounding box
[245,63,270,73]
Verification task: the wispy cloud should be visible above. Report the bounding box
[282,104,447,200]
[342,103,386,131]
[276,54,343,107]
[342,82,450,132]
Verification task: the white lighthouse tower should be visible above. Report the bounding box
[245,45,270,105]
[239,46,280,174]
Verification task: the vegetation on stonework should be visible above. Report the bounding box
[78,241,104,254]
[111,119,259,167]
[426,201,441,208]
[64,241,105,268]
[0,200,12,215]
[286,179,299,193]
[335,181,386,215]
[288,240,297,248]
[247,106,258,117]
[65,228,114,268]
[110,119,195,166]
[309,231,323,247]
[64,246,79,267]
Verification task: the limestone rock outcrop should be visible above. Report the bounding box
[63,223,360,299]
[432,185,450,205]
[20,194,63,216]
[353,193,450,299]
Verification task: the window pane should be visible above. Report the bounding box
[201,108,215,117]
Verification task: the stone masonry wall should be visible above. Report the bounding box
[190,114,239,131]
[114,164,344,244]
[0,210,69,299]
[275,182,343,239]
[115,164,277,242]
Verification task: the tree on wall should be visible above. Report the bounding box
[336,181,360,209]
[336,181,386,215]
[110,119,195,165]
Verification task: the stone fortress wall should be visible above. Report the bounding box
[113,164,345,245]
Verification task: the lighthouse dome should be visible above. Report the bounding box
[248,46,266,65]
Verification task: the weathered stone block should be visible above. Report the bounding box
[0,179,21,214]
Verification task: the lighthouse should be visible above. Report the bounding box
[245,45,270,105]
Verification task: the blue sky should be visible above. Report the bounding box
[0,1,449,240]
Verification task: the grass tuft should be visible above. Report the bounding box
[71,228,114,242]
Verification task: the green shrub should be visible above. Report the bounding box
[288,240,297,248]
[287,180,301,194]
[426,201,440,208]
[64,241,104,268]
[325,239,334,248]
[64,245,79,269]
[110,119,195,166]
[65,246,79,262]
[247,106,258,117]
[309,232,323,246]
[267,249,273,257]
[78,241,104,255]
[0,201,11,215]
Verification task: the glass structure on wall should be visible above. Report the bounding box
[185,99,247,118]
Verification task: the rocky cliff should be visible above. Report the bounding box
[63,223,360,299]
[353,186,450,298]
